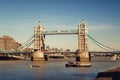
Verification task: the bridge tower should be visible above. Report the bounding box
[77,19,91,66]
[31,21,45,61]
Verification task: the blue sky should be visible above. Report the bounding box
[0,0,120,51]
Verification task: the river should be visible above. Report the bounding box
[0,57,120,80]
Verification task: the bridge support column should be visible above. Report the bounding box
[31,21,45,61]
[76,51,91,66]
[76,19,91,67]
[31,50,44,61]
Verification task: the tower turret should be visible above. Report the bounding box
[77,19,91,66]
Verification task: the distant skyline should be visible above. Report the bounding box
[0,0,120,51]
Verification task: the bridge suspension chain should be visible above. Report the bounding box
[21,35,34,47]
[25,39,34,49]
[88,35,112,51]
[17,35,34,51]
[88,34,119,51]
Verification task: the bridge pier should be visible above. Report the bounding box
[76,51,91,67]
[31,50,45,61]
[89,52,91,61]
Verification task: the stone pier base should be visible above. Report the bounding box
[66,57,91,67]
[76,58,91,67]
[77,51,91,67]
[66,51,91,67]
[31,50,45,61]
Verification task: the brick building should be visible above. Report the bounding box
[0,35,21,50]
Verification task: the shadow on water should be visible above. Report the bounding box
[95,71,120,80]
[70,73,96,78]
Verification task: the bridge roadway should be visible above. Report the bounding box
[45,51,120,55]
[89,51,120,54]
[42,30,78,35]
[1,51,120,60]
[1,51,120,54]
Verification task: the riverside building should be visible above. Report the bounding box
[0,35,21,50]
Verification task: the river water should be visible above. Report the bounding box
[0,57,120,80]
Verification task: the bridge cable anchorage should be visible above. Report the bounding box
[16,35,34,51]
[88,34,120,52]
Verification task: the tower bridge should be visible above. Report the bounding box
[31,19,91,66]
[0,18,119,64]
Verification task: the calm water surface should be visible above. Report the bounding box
[0,57,120,80]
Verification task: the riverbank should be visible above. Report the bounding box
[95,66,120,80]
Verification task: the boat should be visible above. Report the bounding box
[111,54,119,60]
[30,65,40,68]
[65,61,91,67]
[0,56,10,60]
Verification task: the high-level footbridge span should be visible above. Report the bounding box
[42,30,78,35]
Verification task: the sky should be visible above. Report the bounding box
[0,0,120,51]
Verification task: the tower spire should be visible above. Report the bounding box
[38,20,41,23]
[81,17,86,24]
[82,17,84,21]
[78,20,80,27]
